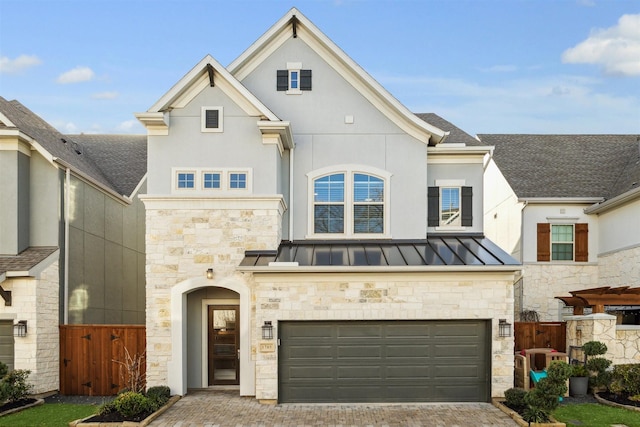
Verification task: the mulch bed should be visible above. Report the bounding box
[81,410,154,423]
[0,398,37,413]
[597,392,640,408]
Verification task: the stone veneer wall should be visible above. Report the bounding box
[143,198,283,388]
[598,245,640,288]
[522,264,599,321]
[250,271,518,400]
[3,260,59,394]
[566,314,640,365]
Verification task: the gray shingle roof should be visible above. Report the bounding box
[0,97,146,198]
[415,113,484,146]
[478,134,640,200]
[0,247,58,276]
[68,134,147,197]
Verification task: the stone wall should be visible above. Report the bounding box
[2,260,59,394]
[566,314,640,365]
[143,197,283,388]
[521,264,599,321]
[598,245,640,288]
[251,271,518,400]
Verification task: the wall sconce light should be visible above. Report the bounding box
[206,268,214,280]
[13,320,27,337]
[261,321,273,340]
[498,319,512,338]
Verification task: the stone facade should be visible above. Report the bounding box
[520,264,599,321]
[251,271,517,400]
[598,245,640,288]
[143,197,284,388]
[566,314,640,365]
[2,260,59,394]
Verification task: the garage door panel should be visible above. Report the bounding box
[279,320,490,403]
[337,345,381,358]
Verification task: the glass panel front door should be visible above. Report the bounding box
[208,305,239,385]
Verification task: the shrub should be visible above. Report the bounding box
[582,341,607,356]
[0,362,8,378]
[524,361,572,420]
[570,363,589,377]
[97,401,116,416]
[610,364,640,396]
[0,370,33,403]
[146,385,171,409]
[504,387,527,411]
[112,391,153,419]
[522,406,549,423]
[581,341,612,390]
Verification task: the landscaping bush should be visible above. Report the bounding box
[522,361,572,422]
[582,340,612,389]
[0,362,8,378]
[504,387,527,412]
[0,369,32,403]
[146,385,171,409]
[609,364,640,397]
[112,391,153,419]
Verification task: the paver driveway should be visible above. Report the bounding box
[148,389,518,427]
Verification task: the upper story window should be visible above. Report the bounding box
[173,168,251,193]
[428,181,472,228]
[201,107,223,132]
[537,222,588,262]
[277,62,312,94]
[308,166,390,238]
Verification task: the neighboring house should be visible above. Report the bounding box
[0,97,146,394]
[481,134,640,321]
[136,8,521,403]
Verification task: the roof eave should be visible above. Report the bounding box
[519,197,604,204]
[584,186,640,214]
[237,265,522,274]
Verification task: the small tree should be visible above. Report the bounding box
[582,341,612,390]
[523,361,571,423]
[114,346,146,394]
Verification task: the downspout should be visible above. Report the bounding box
[63,167,70,324]
[288,146,295,241]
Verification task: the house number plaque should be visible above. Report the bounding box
[259,342,276,353]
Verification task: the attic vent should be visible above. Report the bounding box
[61,138,67,144]
[71,141,81,154]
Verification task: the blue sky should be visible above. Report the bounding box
[1,0,638,135]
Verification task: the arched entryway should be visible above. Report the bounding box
[167,276,254,396]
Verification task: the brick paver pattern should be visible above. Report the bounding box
[148,390,518,427]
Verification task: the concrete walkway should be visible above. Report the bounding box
[148,389,518,427]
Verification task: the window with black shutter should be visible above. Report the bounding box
[277,68,312,92]
[428,185,473,228]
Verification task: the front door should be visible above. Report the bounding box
[208,305,239,385]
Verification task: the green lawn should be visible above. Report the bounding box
[0,403,98,427]
[553,403,640,427]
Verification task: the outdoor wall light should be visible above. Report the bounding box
[13,320,27,337]
[206,268,214,280]
[262,321,273,340]
[498,319,512,338]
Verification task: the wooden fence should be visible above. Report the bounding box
[514,322,566,353]
[59,325,145,396]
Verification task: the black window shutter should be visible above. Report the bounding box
[461,186,473,226]
[277,70,288,91]
[300,69,312,90]
[428,187,440,227]
[205,110,219,129]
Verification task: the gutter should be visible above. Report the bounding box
[518,197,603,204]
[288,146,295,240]
[64,167,70,324]
[238,265,523,274]
[584,186,640,215]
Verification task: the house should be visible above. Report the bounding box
[481,134,640,322]
[0,97,146,394]
[136,8,521,403]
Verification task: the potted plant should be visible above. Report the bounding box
[568,363,590,396]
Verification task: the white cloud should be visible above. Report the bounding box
[562,14,640,76]
[91,91,119,99]
[116,120,144,132]
[0,54,42,74]
[479,65,518,73]
[52,121,79,133]
[57,66,95,84]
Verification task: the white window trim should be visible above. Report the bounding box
[201,106,224,133]
[286,62,302,95]
[172,167,252,193]
[434,179,466,231]
[551,223,575,262]
[306,165,391,239]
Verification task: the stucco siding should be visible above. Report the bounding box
[596,198,640,255]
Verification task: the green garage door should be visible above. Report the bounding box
[279,320,490,403]
[0,320,14,371]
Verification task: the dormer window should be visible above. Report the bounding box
[428,180,473,228]
[201,107,223,132]
[277,62,312,94]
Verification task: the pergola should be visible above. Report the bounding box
[556,286,640,315]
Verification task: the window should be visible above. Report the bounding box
[203,173,221,189]
[229,173,247,189]
[309,167,390,237]
[201,107,223,132]
[177,172,195,189]
[353,174,384,233]
[314,174,345,233]
[173,168,251,192]
[277,63,312,93]
[552,224,574,260]
[428,185,472,227]
[537,223,588,262]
